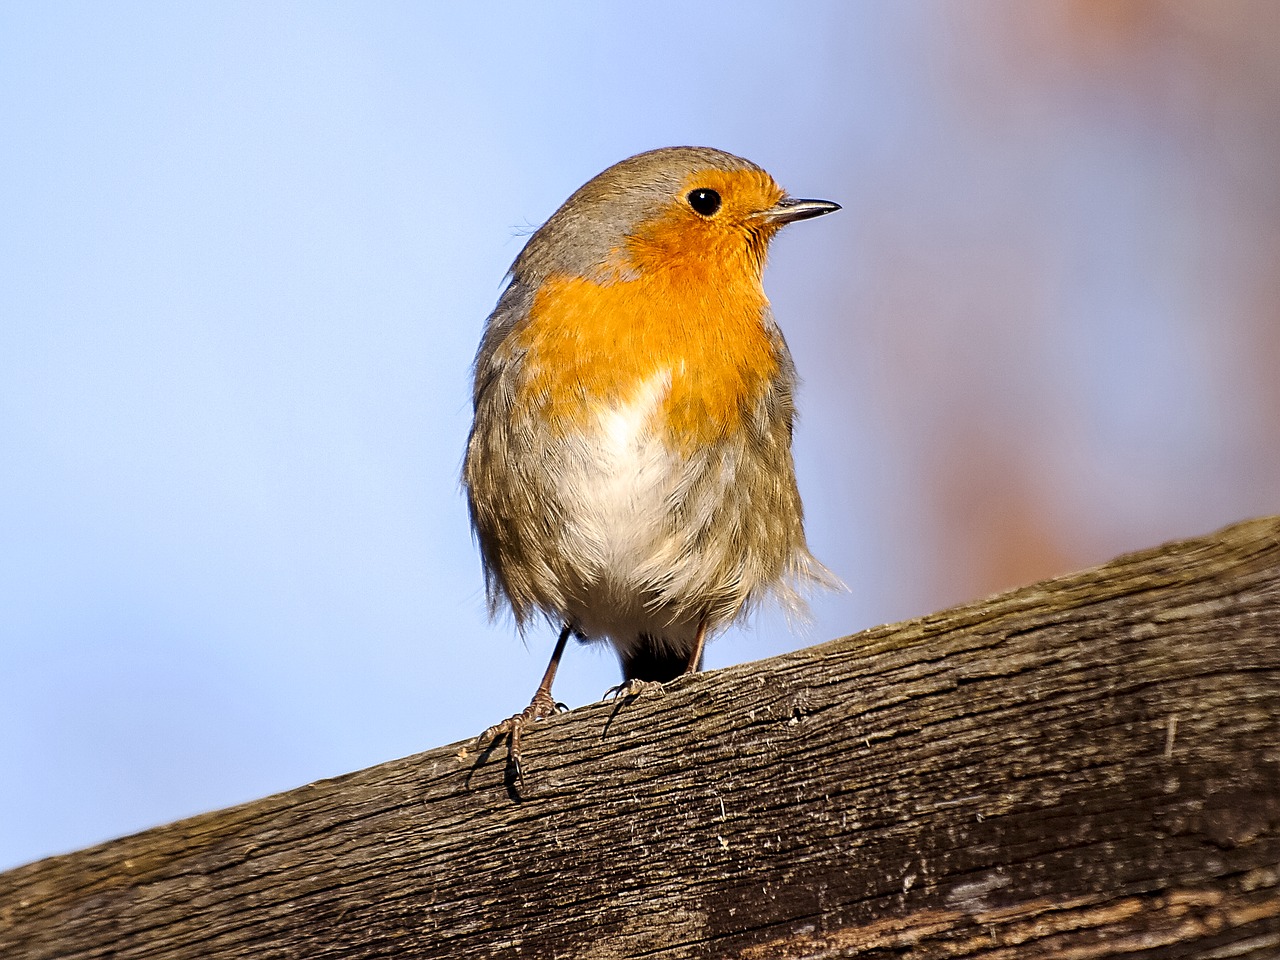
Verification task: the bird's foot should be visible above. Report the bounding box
[605,678,667,701]
[477,689,567,781]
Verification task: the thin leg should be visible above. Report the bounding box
[529,622,571,707]
[478,623,571,779]
[683,616,708,675]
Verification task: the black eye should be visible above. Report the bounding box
[687,188,721,216]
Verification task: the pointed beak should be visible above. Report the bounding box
[759,196,841,225]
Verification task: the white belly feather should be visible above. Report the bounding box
[552,372,706,651]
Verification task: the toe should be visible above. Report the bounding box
[605,678,666,700]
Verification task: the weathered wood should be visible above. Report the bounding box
[2,517,1279,959]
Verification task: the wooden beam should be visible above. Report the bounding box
[3,517,1279,959]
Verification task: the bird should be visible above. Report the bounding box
[463,146,839,774]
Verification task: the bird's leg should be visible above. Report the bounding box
[684,615,708,675]
[607,616,708,700]
[477,623,571,779]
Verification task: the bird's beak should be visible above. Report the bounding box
[759,196,841,225]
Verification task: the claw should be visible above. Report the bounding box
[476,688,560,780]
[476,624,573,783]
[605,678,666,701]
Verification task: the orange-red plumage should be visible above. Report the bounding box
[513,268,778,451]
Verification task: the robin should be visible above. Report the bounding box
[464,146,839,773]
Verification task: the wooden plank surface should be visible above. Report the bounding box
[2,517,1279,959]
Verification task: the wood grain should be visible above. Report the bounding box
[3,517,1278,959]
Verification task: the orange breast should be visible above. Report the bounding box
[512,264,778,451]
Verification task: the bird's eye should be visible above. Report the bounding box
[687,188,722,216]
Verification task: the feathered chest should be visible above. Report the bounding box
[509,271,780,452]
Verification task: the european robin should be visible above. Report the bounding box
[464,146,839,773]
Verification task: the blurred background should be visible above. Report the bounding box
[2,1,1277,871]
